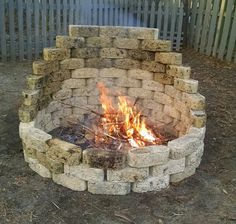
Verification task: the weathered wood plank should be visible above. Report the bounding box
[137,0,142,26]
[163,0,169,40]
[124,0,129,26]
[149,1,156,28]
[109,0,114,25]
[34,0,40,59]
[63,0,68,33]
[119,0,124,26]
[128,0,134,26]
[42,0,47,47]
[104,0,109,25]
[157,1,162,31]
[92,0,98,25]
[26,0,32,60]
[56,0,61,33]
[226,6,236,61]
[49,0,54,46]
[9,0,16,60]
[69,0,74,25]
[0,1,7,60]
[75,0,80,24]
[189,0,198,47]
[218,0,234,60]
[170,0,177,43]
[206,0,221,56]
[143,0,149,27]
[176,2,184,51]
[98,0,103,25]
[18,0,24,60]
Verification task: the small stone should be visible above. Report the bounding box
[60,58,85,70]
[155,52,182,65]
[43,48,70,61]
[69,25,99,37]
[64,164,104,182]
[132,175,169,192]
[141,40,171,51]
[128,145,170,168]
[29,162,52,178]
[47,69,71,82]
[100,48,127,58]
[170,166,196,183]
[113,38,139,49]
[168,136,201,159]
[53,173,87,191]
[107,167,149,182]
[174,78,198,93]
[142,61,166,73]
[166,65,191,79]
[113,59,141,70]
[127,69,153,80]
[88,181,130,195]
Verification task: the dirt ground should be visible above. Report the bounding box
[0,49,235,224]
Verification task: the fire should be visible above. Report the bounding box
[96,83,164,148]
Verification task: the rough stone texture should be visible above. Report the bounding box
[127,69,153,80]
[116,77,141,88]
[99,68,126,78]
[142,61,166,73]
[85,58,112,68]
[174,78,198,93]
[113,59,141,70]
[155,52,182,65]
[128,49,155,61]
[64,164,104,182]
[182,92,205,110]
[163,105,181,119]
[46,138,82,165]
[141,40,171,51]
[60,58,84,70]
[71,68,98,78]
[165,85,182,100]
[33,60,59,75]
[69,25,99,37]
[168,135,202,159]
[53,89,72,100]
[128,88,153,99]
[107,167,149,182]
[154,92,173,105]
[166,65,191,79]
[29,162,52,178]
[187,126,206,140]
[186,143,204,168]
[142,80,164,92]
[62,79,86,89]
[56,35,85,49]
[73,48,100,59]
[128,145,170,168]
[128,27,159,39]
[43,48,70,61]
[170,166,196,183]
[86,37,112,48]
[100,48,127,58]
[191,110,207,128]
[88,181,131,195]
[113,38,139,49]
[22,90,41,106]
[132,175,169,193]
[154,73,174,84]
[100,26,128,38]
[52,173,87,191]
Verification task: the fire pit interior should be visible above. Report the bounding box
[19,25,206,195]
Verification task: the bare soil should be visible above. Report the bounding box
[0,49,235,224]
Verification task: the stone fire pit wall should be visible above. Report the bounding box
[19,25,206,195]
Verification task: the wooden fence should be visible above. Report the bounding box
[188,0,236,63]
[0,0,184,61]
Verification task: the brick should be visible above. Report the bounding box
[174,99,189,115]
[174,78,198,93]
[43,48,70,61]
[108,87,128,96]
[19,121,35,139]
[107,167,149,182]
[142,80,164,92]
[166,65,191,79]
[60,58,84,70]
[128,145,169,168]
[56,35,85,48]
[61,78,86,89]
[52,173,87,191]
[73,48,99,58]
[151,110,173,124]
[154,73,174,85]
[128,49,155,61]
[142,99,164,110]
[86,37,112,47]
[141,40,171,51]
[88,96,100,105]
[185,143,204,167]
[128,88,153,99]
[165,85,182,100]
[116,77,141,88]
[33,60,59,75]
[113,59,141,69]
[87,77,114,88]
[168,135,201,159]
[182,93,205,110]
[100,48,127,58]
[127,69,153,80]
[163,105,181,119]
[46,101,62,113]
[29,162,52,178]
[86,58,112,68]
[64,164,104,182]
[24,128,52,152]
[83,148,126,170]
[72,68,99,78]
[69,25,99,37]
[47,69,71,82]
[190,110,207,128]
[155,52,182,65]
[99,68,127,78]
[73,86,99,97]
[53,89,72,100]
[100,26,128,38]
[47,138,82,165]
[88,181,130,195]
[22,89,41,106]
[132,175,169,193]
[43,81,61,95]
[128,27,159,39]
[27,75,45,90]
[187,126,206,140]
[113,38,139,49]
[64,96,87,107]
[170,166,196,183]
[142,61,166,73]
[154,92,173,105]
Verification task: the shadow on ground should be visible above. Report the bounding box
[0,49,235,224]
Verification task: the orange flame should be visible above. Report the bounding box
[97,82,162,148]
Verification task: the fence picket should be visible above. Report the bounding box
[218,0,234,60]
[114,0,119,26]
[69,0,74,25]
[176,2,183,51]
[104,0,109,25]
[42,0,47,47]
[26,0,32,60]
[98,0,103,25]
[109,0,113,25]
[49,0,54,46]
[9,0,16,60]
[63,0,68,33]
[149,1,155,28]
[0,1,6,60]
[34,0,40,58]
[143,0,149,27]
[205,0,220,56]
[124,0,128,26]
[18,0,24,60]
[199,0,212,53]
[92,0,98,25]
[128,0,134,26]
[157,1,162,30]
[226,6,236,61]
[56,0,61,33]
[170,0,177,43]
[119,0,124,26]
[137,0,142,27]
[163,0,169,40]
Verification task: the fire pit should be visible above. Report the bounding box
[19,25,206,195]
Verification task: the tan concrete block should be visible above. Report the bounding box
[71,68,99,78]
[113,38,139,49]
[100,48,127,58]
[73,48,99,58]
[127,69,153,80]
[22,90,41,106]
[33,60,59,75]
[60,58,85,70]
[165,85,182,100]
[128,49,155,61]
[128,27,159,39]
[142,61,166,73]
[142,99,164,110]
[166,65,191,79]
[174,78,198,93]
[85,58,112,68]
[69,25,99,37]
[29,162,52,178]
[154,92,173,105]
[53,89,72,100]
[142,80,164,92]
[43,48,70,61]
[116,77,141,88]
[154,73,174,85]
[100,26,128,38]
[182,93,205,110]
[141,39,171,51]
[163,105,181,119]
[155,52,182,65]
[113,59,141,69]
[190,110,207,128]
[61,78,86,89]
[151,110,173,124]
[128,88,153,99]
[170,166,196,183]
[99,68,127,78]
[56,35,85,48]
[86,37,112,47]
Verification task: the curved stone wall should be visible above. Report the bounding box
[19,25,206,194]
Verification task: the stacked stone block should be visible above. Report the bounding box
[19,25,206,194]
